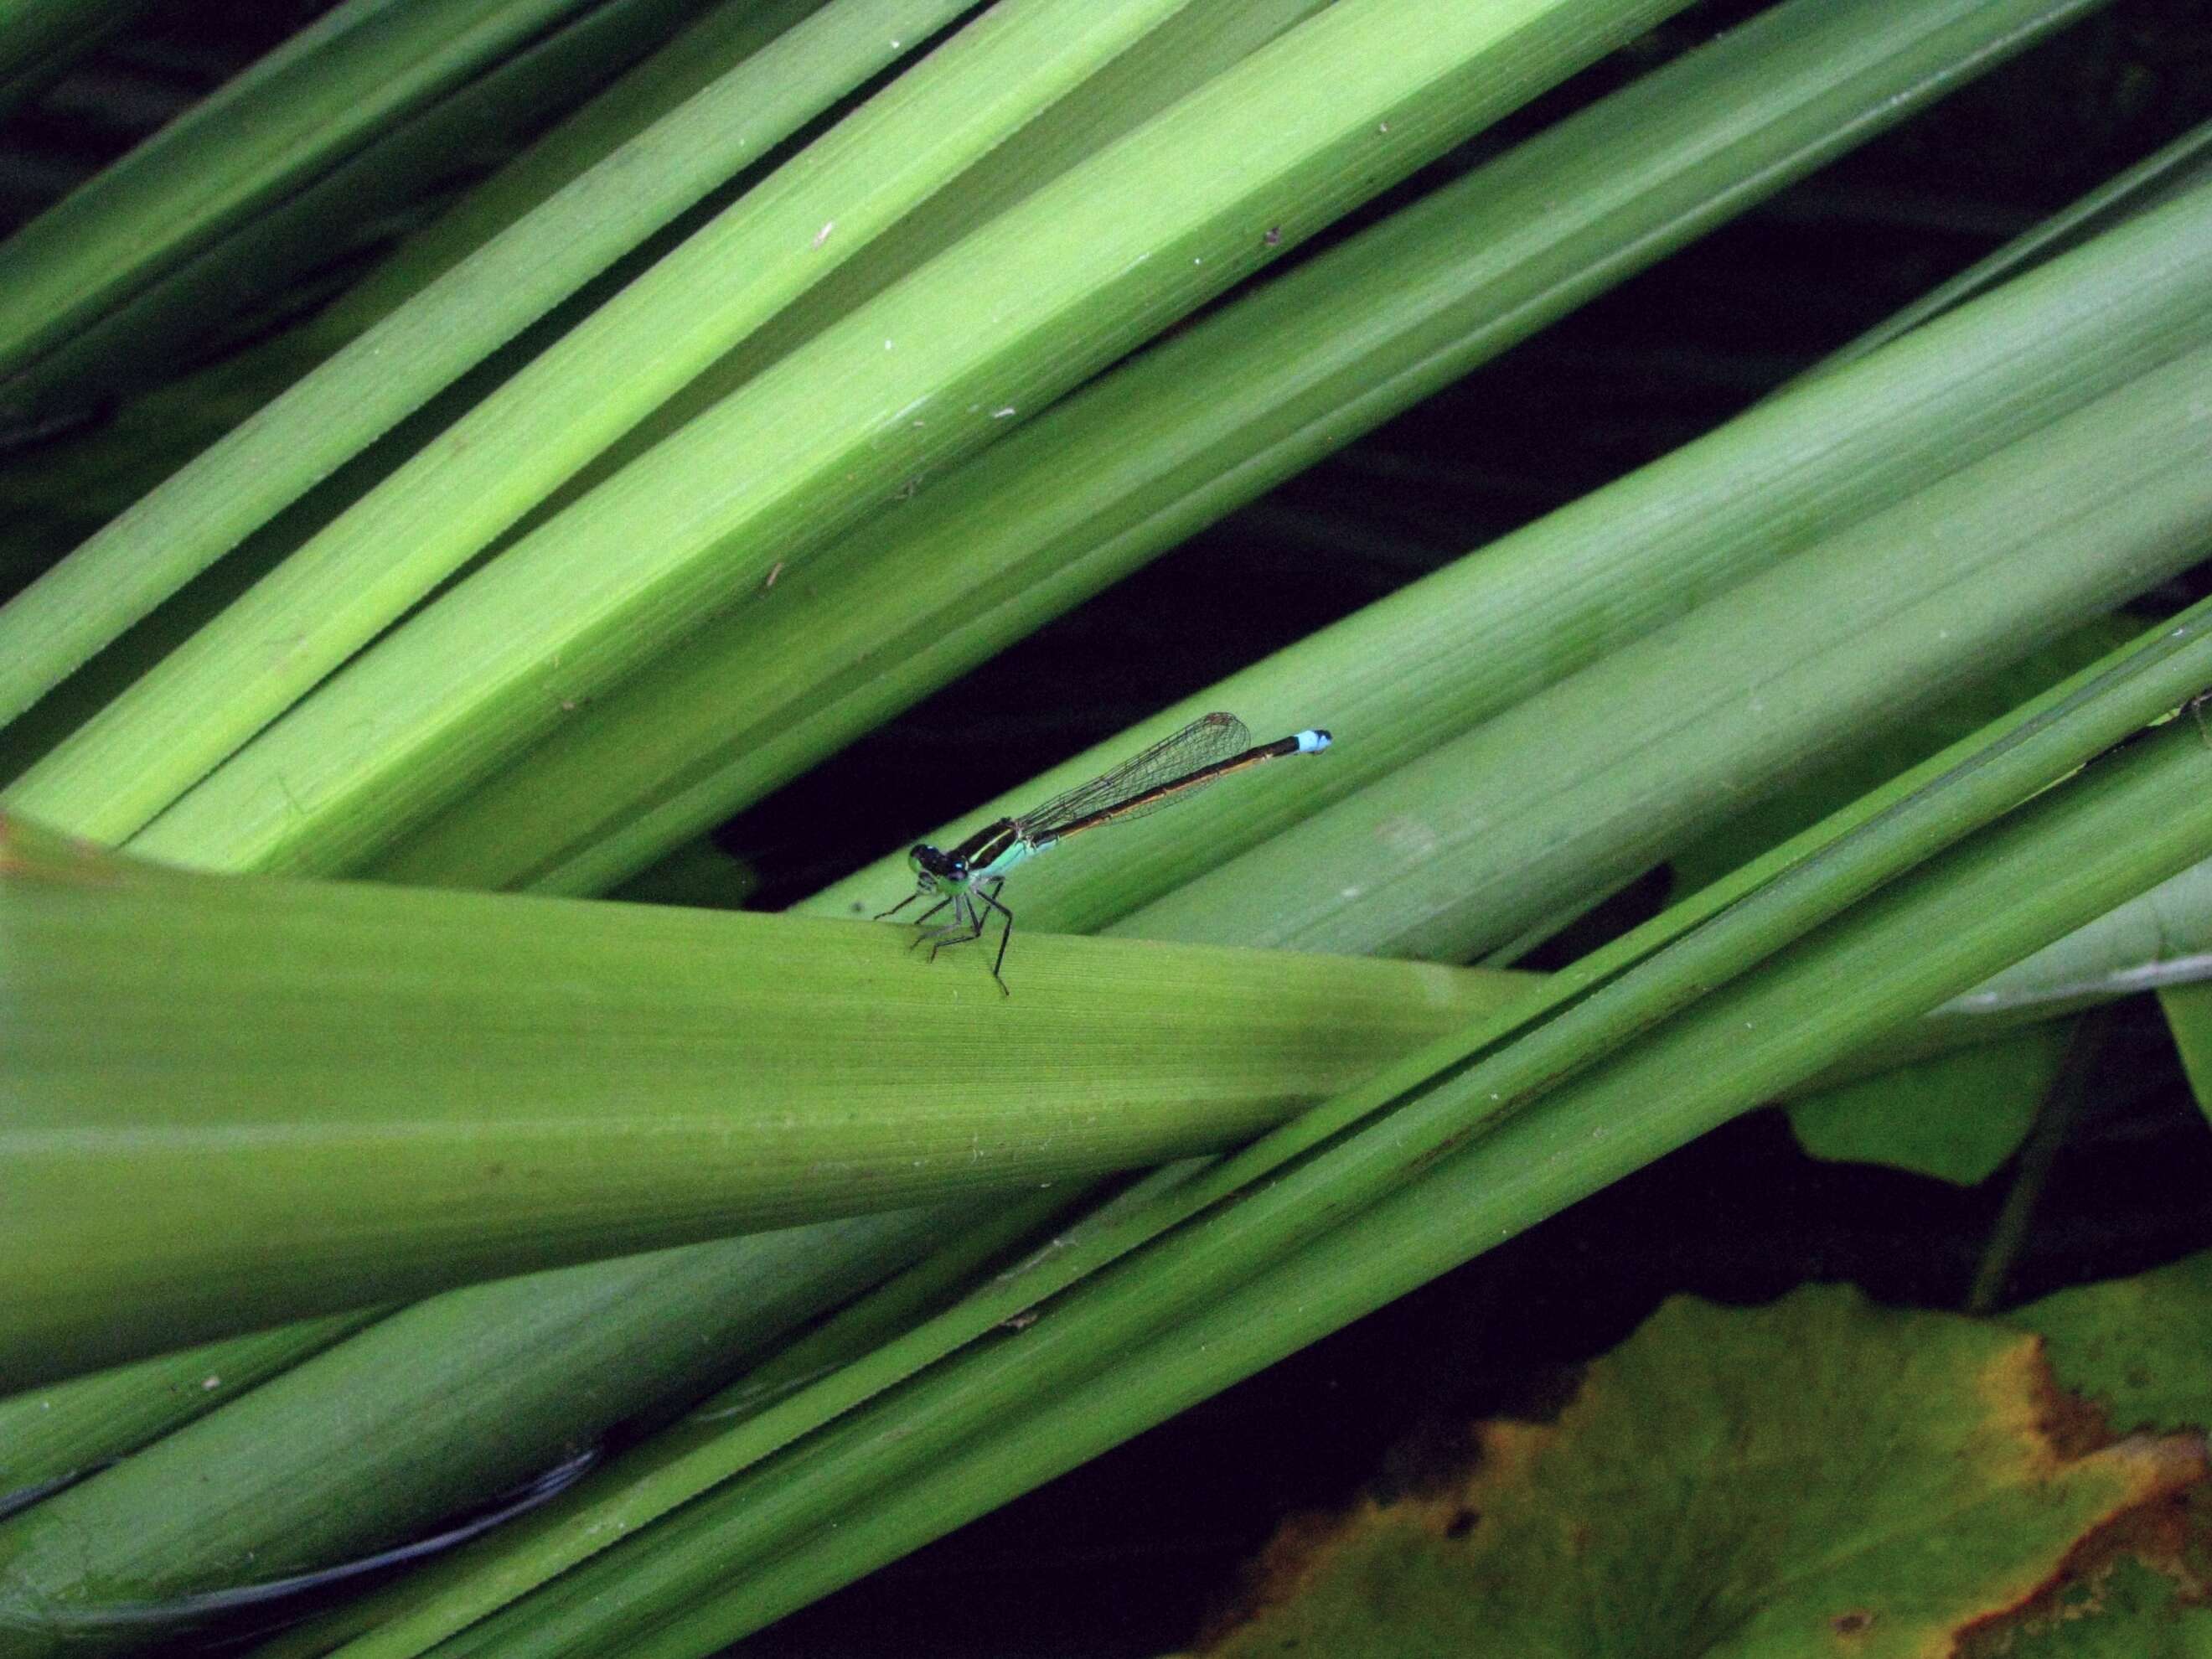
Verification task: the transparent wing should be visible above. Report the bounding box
[1016,713,1252,839]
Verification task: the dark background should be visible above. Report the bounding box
[4,3,2211,1654]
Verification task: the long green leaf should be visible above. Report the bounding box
[403,628,2212,1659]
[0,0,842,636]
[371,0,2116,897]
[116,0,1690,880]
[0,0,959,729]
[0,1206,973,1647]
[1933,855,2212,1016]
[483,0,1336,555]
[802,174,2212,940]
[279,562,2212,1659]
[252,1181,1092,1659]
[0,0,711,421]
[1114,340,2212,959]
[326,0,842,327]
[0,0,604,391]
[4,0,1202,845]
[0,814,1513,1388]
[0,1310,380,1499]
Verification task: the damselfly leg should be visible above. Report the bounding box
[974,878,1015,994]
[919,892,983,959]
[907,894,959,950]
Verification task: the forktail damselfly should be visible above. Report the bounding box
[876,712,1331,993]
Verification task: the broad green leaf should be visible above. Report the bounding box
[2158,982,2212,1123]
[1990,1554,2212,1659]
[1785,1024,2071,1185]
[1202,1289,2205,1659]
[2011,1249,2212,1434]
[1984,1254,2212,1656]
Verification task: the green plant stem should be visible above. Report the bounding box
[1964,1009,2111,1315]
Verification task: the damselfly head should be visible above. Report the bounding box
[908,844,964,889]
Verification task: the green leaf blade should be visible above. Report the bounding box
[115,0,1691,879]
[0,821,1522,1385]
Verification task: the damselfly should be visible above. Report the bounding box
[876,712,1332,994]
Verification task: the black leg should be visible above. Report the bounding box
[904,894,955,949]
[874,890,923,922]
[920,893,963,958]
[976,878,1015,996]
[925,892,985,961]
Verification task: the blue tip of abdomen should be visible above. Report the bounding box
[1296,729,1331,753]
